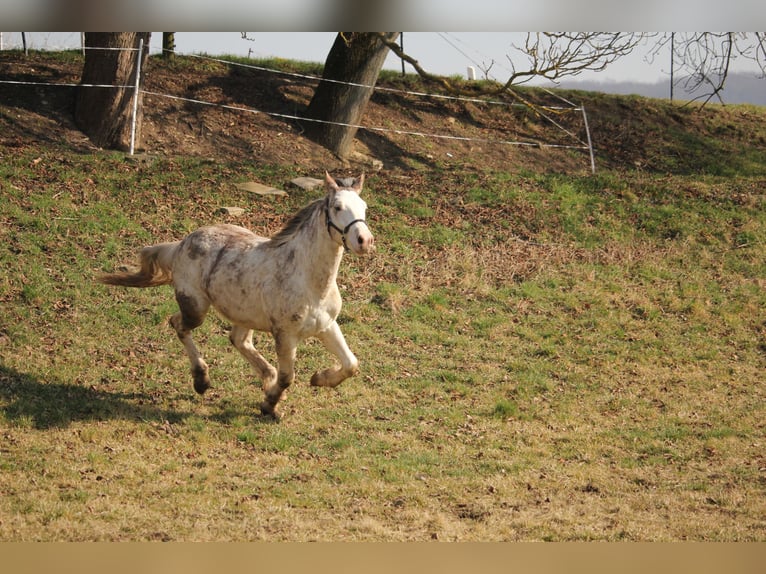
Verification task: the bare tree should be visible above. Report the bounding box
[647,32,766,106]
[75,33,151,151]
[305,32,642,157]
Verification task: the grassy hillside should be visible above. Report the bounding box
[0,52,765,540]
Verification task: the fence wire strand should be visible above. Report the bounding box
[0,45,595,160]
[140,89,588,151]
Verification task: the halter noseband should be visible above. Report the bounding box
[325,201,365,252]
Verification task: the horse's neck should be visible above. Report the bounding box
[295,211,344,295]
[312,239,344,294]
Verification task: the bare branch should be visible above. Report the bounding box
[649,32,765,108]
[376,34,456,92]
[506,33,644,85]
[755,33,766,74]
[377,32,644,96]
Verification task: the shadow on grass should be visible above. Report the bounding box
[0,364,279,429]
[0,364,191,430]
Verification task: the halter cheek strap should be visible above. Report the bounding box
[325,203,365,252]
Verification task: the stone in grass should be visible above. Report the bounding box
[293,175,365,190]
[217,206,246,216]
[290,177,323,191]
[236,181,287,196]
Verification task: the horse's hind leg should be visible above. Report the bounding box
[170,290,210,394]
[310,321,359,388]
[256,330,297,419]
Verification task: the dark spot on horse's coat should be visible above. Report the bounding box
[204,246,228,291]
[184,234,207,260]
[202,231,254,293]
[234,264,247,285]
[176,291,204,330]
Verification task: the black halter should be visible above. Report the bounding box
[325,201,365,252]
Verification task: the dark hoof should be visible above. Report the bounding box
[193,367,211,395]
[259,401,281,421]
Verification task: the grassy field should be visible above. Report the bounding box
[1,65,765,539]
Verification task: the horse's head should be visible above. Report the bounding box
[324,172,375,255]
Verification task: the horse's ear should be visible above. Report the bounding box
[351,173,365,194]
[324,171,339,193]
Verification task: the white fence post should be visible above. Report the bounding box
[581,105,596,174]
[129,37,144,156]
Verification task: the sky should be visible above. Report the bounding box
[173,32,666,85]
[2,31,763,89]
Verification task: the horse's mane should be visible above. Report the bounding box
[268,197,326,248]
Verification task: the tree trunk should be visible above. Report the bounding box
[74,32,151,151]
[162,33,175,58]
[304,32,399,159]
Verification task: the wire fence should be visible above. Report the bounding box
[0,34,596,171]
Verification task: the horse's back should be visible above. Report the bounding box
[183,224,263,253]
[171,224,275,328]
[172,224,263,286]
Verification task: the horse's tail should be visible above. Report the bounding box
[98,241,180,288]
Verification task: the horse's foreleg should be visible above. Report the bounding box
[229,325,278,388]
[310,321,360,388]
[259,330,297,419]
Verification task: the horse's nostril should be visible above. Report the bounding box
[358,236,364,244]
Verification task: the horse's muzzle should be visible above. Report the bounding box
[350,224,375,255]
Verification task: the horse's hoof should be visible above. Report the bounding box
[259,401,281,421]
[193,367,211,395]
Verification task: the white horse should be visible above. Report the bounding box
[99,172,374,419]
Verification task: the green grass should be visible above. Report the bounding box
[1,93,766,540]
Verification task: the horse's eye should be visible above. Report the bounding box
[334,205,342,212]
